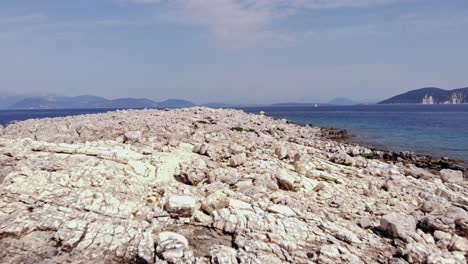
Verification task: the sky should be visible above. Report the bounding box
[1,0,467,104]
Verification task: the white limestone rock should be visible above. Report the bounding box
[380,212,416,239]
[155,231,194,263]
[164,195,197,217]
[267,204,296,217]
[228,153,246,167]
[209,245,238,264]
[440,169,463,183]
[201,191,230,215]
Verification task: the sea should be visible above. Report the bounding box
[0,105,467,166]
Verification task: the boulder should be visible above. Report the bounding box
[177,159,207,185]
[209,245,238,264]
[155,231,194,263]
[293,160,305,174]
[330,152,353,166]
[440,169,463,183]
[380,213,416,239]
[275,172,301,191]
[229,153,246,167]
[201,191,230,215]
[124,131,143,143]
[207,168,240,185]
[404,243,430,263]
[451,235,468,252]
[274,146,288,160]
[359,218,373,229]
[164,195,197,217]
[229,144,244,155]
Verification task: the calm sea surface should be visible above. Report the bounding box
[1,105,467,164]
[242,105,468,164]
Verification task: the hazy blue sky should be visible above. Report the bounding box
[1,0,467,104]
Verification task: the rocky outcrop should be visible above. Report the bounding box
[0,107,466,263]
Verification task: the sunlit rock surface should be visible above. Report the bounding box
[0,107,466,263]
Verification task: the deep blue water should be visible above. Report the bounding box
[241,105,468,164]
[0,105,467,164]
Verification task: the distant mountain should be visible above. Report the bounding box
[379,87,468,104]
[7,95,192,109]
[0,95,29,109]
[328,97,357,105]
[157,99,196,108]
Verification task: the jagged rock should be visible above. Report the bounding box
[320,244,340,259]
[228,153,246,167]
[177,159,207,185]
[330,152,353,166]
[440,169,463,183]
[335,228,362,244]
[359,218,373,229]
[229,144,244,155]
[209,245,238,264]
[293,160,305,174]
[451,235,468,252]
[207,168,240,185]
[404,164,435,179]
[275,172,301,191]
[427,253,466,264]
[193,210,213,225]
[201,191,230,215]
[194,143,210,155]
[404,243,431,263]
[124,130,143,143]
[267,204,296,217]
[155,231,194,263]
[165,195,197,217]
[419,206,468,234]
[274,146,288,160]
[433,230,452,241]
[380,213,416,239]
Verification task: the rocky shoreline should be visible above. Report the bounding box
[317,126,466,175]
[0,107,467,263]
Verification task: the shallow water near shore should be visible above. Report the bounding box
[241,105,468,166]
[1,105,467,166]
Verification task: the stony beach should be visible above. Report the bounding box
[0,107,466,263]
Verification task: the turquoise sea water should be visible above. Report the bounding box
[0,105,467,165]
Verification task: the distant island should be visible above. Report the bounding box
[379,87,468,104]
[5,87,468,109]
[2,95,195,110]
[0,94,361,110]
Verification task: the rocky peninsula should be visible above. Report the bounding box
[0,108,466,263]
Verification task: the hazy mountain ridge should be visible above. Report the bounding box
[379,87,468,104]
[4,95,194,109]
[0,94,358,109]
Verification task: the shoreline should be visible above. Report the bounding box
[285,119,467,175]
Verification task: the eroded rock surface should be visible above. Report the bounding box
[0,107,466,263]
